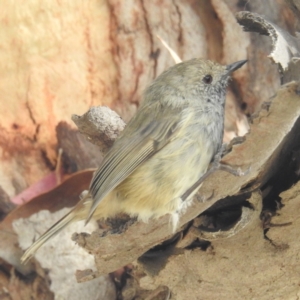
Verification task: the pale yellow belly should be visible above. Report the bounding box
[114,136,214,222]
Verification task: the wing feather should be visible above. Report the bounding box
[86,103,186,222]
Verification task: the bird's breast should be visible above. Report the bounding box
[114,116,223,220]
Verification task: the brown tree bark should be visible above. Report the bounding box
[1,0,300,299]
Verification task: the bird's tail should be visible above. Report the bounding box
[21,196,89,264]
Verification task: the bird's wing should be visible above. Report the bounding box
[87,103,187,222]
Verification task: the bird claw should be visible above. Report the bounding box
[196,190,214,203]
[237,166,251,176]
[219,164,251,177]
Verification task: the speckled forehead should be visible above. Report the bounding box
[196,59,225,74]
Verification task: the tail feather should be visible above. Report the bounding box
[21,209,77,264]
[21,194,91,264]
[20,193,112,264]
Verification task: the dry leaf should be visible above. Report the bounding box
[0,170,93,274]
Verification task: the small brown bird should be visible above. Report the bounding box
[21,58,247,263]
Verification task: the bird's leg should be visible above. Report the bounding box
[221,136,246,156]
[208,143,250,178]
[215,143,251,177]
[181,144,250,202]
[181,168,216,202]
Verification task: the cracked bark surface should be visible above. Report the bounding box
[1,0,300,299]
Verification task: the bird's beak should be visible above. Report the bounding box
[226,60,247,74]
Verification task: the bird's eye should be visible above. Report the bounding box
[202,74,213,84]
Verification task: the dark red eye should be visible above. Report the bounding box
[202,74,213,84]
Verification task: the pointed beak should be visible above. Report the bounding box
[226,60,247,74]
